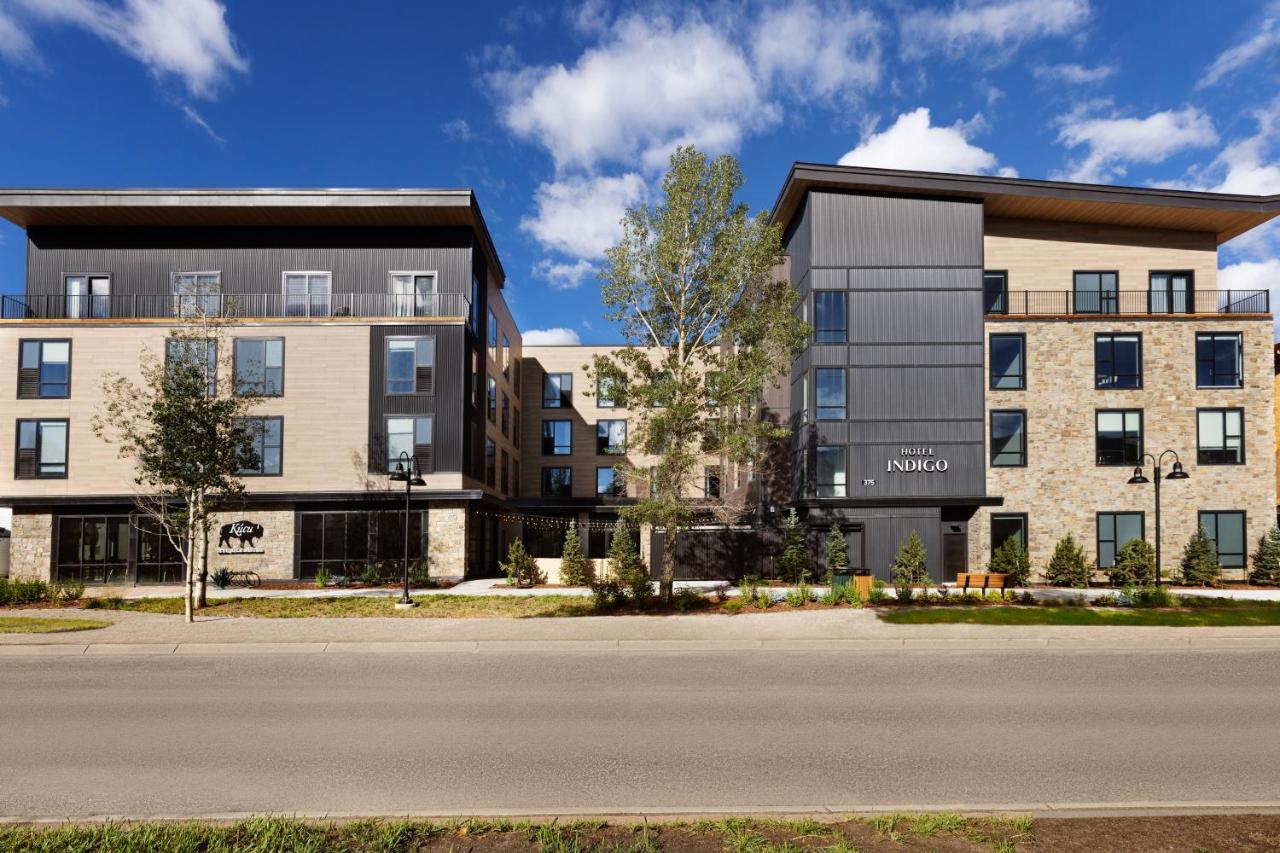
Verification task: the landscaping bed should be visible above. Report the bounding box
[0,616,110,634]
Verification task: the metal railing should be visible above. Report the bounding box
[1,292,472,321]
[987,289,1270,316]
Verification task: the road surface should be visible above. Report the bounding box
[3,645,1279,819]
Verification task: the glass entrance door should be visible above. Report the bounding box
[1149,272,1191,313]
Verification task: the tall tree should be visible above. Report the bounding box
[93,316,259,623]
[591,146,808,602]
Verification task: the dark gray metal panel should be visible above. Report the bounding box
[782,193,811,290]
[848,290,983,344]
[846,267,979,291]
[849,344,983,367]
[809,268,845,291]
[368,324,467,474]
[849,365,986,419]
[809,191,983,268]
[851,420,985,444]
[846,444,986,499]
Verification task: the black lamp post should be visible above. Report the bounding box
[1126,449,1190,585]
[389,451,426,607]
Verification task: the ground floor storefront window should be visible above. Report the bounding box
[55,515,131,584]
[297,510,426,579]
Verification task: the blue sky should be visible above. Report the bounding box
[1,0,1279,342]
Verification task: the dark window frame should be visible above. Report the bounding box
[235,415,284,477]
[990,409,1027,468]
[18,338,72,399]
[988,333,1026,390]
[232,337,285,397]
[1094,332,1143,390]
[543,371,572,408]
[813,290,848,343]
[542,419,572,456]
[384,414,434,474]
[1196,407,1245,465]
[164,337,218,397]
[1095,408,1143,467]
[484,437,496,488]
[63,272,112,319]
[1072,270,1120,314]
[990,512,1028,558]
[596,466,624,497]
[1195,331,1244,389]
[541,466,572,497]
[596,376,620,408]
[596,419,626,455]
[814,367,847,421]
[15,417,70,479]
[486,376,497,423]
[704,465,722,499]
[983,270,1008,314]
[1148,269,1194,314]
[384,335,435,396]
[1096,511,1145,569]
[815,445,847,498]
[1199,509,1247,568]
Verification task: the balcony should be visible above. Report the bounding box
[986,289,1270,317]
[0,292,472,321]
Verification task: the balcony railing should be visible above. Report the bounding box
[1,292,472,321]
[987,289,1270,316]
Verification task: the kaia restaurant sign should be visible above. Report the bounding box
[887,447,949,473]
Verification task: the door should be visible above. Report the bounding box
[942,532,967,583]
[1150,271,1192,314]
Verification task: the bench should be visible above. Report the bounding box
[954,572,1009,593]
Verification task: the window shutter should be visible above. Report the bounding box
[415,364,433,394]
[16,448,36,478]
[17,367,39,399]
[414,443,433,474]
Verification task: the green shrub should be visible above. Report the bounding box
[778,508,811,584]
[82,595,126,610]
[1043,534,1092,588]
[211,567,233,590]
[722,597,745,614]
[1250,525,1280,585]
[0,577,51,605]
[785,583,813,607]
[558,525,593,587]
[500,539,545,588]
[868,578,889,604]
[824,524,849,583]
[1125,583,1178,608]
[607,519,651,605]
[1178,527,1222,587]
[588,577,626,610]
[409,560,432,585]
[52,580,85,602]
[988,536,1032,587]
[752,588,772,609]
[1107,538,1155,587]
[838,582,864,607]
[819,587,841,606]
[890,530,929,603]
[313,567,330,589]
[673,588,708,612]
[359,563,383,586]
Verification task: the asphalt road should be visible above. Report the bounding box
[3,646,1280,819]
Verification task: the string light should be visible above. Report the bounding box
[465,508,729,531]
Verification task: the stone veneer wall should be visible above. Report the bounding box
[976,317,1276,581]
[9,512,52,581]
[208,508,296,579]
[427,501,467,580]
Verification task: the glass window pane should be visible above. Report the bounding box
[990,336,1024,389]
[1115,515,1143,550]
[1199,411,1224,447]
[815,368,846,419]
[814,292,846,343]
[991,412,1025,465]
[415,417,432,444]
[40,422,67,466]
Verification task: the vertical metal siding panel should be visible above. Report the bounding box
[368,324,467,474]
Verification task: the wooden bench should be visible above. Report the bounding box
[954,572,1009,593]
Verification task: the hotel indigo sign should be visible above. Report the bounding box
[886,447,949,473]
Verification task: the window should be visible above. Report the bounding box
[704,465,722,499]
[1074,271,1118,314]
[990,513,1027,558]
[165,339,217,396]
[542,467,572,497]
[989,334,1025,390]
[487,377,497,422]
[513,409,521,449]
[487,308,498,349]
[484,438,496,487]
[502,334,510,378]
[513,357,521,396]
[297,510,425,579]
[18,340,70,398]
[1197,408,1244,464]
[501,393,510,436]
[471,274,482,336]
[1095,334,1142,389]
[990,410,1027,467]
[55,516,130,584]
[597,466,624,497]
[1200,511,1246,568]
[171,272,221,318]
[815,368,846,420]
[389,272,436,317]
[653,371,672,408]
[1097,512,1144,569]
[385,337,434,395]
[983,271,1008,314]
[814,291,847,343]
[16,418,68,478]
[597,376,620,408]
[64,274,110,319]
[235,416,283,476]
[283,272,331,317]
[542,420,571,455]
[1196,333,1243,388]
[1149,271,1192,314]
[500,450,509,494]
[815,446,847,497]
[512,460,520,497]
[386,415,433,473]
[597,419,626,454]
[543,372,572,407]
[233,339,284,396]
[1096,410,1142,466]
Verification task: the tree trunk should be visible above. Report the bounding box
[195,491,209,609]
[183,505,197,624]
[660,527,676,604]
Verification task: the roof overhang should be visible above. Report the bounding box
[770,163,1280,245]
[0,188,506,285]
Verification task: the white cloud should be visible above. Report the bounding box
[521,173,644,260]
[11,0,248,98]
[1220,259,1280,339]
[0,8,40,65]
[177,102,223,144]
[522,327,582,346]
[442,118,473,141]
[837,107,1017,176]
[1033,62,1115,85]
[900,0,1090,59]
[1056,106,1218,184]
[532,258,595,292]
[1198,8,1280,90]
[752,2,881,100]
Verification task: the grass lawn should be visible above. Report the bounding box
[879,604,1280,627]
[0,616,111,633]
[95,594,598,619]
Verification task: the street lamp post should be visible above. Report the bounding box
[389,451,426,608]
[1126,449,1190,585]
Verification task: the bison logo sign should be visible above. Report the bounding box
[218,520,264,552]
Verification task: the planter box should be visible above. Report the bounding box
[832,573,874,600]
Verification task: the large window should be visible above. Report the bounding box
[1197,408,1244,464]
[814,291,847,343]
[165,338,217,396]
[597,419,626,455]
[16,418,68,478]
[487,377,497,422]
[488,308,498,349]
[502,335,510,378]
[172,272,221,317]
[989,334,1025,390]
[136,516,183,584]
[388,272,436,317]
[501,392,510,436]
[542,466,572,497]
[386,415,433,473]
[385,337,434,394]
[18,340,71,398]
[543,372,572,408]
[990,410,1026,467]
[597,376,620,408]
[54,515,130,584]
[815,445,847,497]
[513,409,521,449]
[233,338,284,396]
[1073,271,1118,314]
[1200,511,1246,568]
[815,368,846,420]
[501,450,509,494]
[990,513,1027,558]
[298,510,425,579]
[1095,334,1142,389]
[235,416,283,476]
[1097,512,1144,569]
[1096,410,1142,466]
[543,420,571,455]
[1149,271,1192,314]
[983,271,1008,314]
[597,466,624,497]
[704,465,721,499]
[1196,332,1243,388]
[283,272,331,317]
[64,274,110,319]
[485,438,496,488]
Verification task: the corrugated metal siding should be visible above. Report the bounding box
[810,191,983,268]
[368,324,467,474]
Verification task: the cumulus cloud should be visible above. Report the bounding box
[1198,7,1280,90]
[838,107,1017,176]
[522,327,582,346]
[900,0,1091,59]
[1055,106,1218,184]
[520,173,645,260]
[752,1,881,100]
[1033,62,1115,85]
[532,258,595,292]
